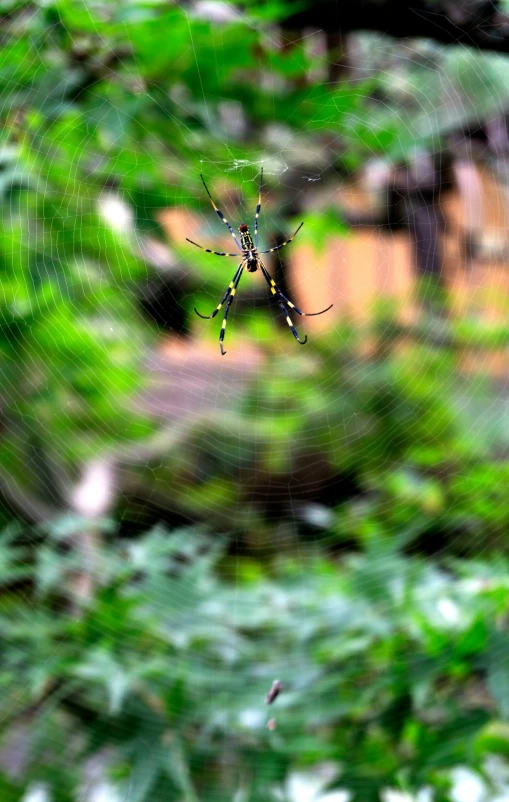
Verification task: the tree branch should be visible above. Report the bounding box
[284,1,509,55]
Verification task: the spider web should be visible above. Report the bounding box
[4,2,509,801]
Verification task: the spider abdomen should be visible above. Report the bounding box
[239,224,255,251]
[239,224,258,271]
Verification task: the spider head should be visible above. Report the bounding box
[238,223,249,233]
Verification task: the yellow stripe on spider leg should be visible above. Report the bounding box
[216,283,233,310]
[277,298,306,344]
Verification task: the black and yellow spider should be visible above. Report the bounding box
[187,169,333,355]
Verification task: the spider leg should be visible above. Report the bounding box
[194,262,244,319]
[258,222,304,254]
[219,265,244,355]
[277,296,307,345]
[200,174,243,250]
[254,167,263,248]
[186,238,240,257]
[259,261,333,316]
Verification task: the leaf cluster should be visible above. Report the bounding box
[2,524,509,801]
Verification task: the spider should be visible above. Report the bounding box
[187,169,333,355]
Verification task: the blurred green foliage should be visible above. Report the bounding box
[124,309,509,557]
[3,0,509,514]
[2,524,509,801]
[0,0,383,515]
